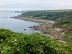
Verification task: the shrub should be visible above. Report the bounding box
[0,29,72,54]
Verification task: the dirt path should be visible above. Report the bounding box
[13,16,65,40]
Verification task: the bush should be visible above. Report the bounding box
[0,29,72,54]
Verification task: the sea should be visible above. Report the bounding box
[0,11,41,34]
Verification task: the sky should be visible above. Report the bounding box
[0,0,72,11]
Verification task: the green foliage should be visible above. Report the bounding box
[20,10,72,43]
[20,11,72,20]
[54,14,72,43]
[0,29,72,54]
[64,31,72,43]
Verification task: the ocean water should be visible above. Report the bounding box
[0,11,41,34]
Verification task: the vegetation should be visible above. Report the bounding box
[53,13,72,43]
[20,10,72,43]
[0,29,72,54]
[20,10,72,20]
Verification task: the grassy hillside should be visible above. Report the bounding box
[20,10,72,20]
[20,10,72,43]
[0,29,72,54]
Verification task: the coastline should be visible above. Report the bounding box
[13,16,65,40]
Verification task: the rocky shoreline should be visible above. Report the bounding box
[13,16,65,40]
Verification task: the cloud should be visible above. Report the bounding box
[0,0,72,10]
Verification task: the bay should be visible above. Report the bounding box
[0,11,41,34]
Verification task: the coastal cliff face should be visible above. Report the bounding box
[14,16,65,40]
[18,10,72,43]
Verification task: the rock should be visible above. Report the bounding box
[24,29,26,30]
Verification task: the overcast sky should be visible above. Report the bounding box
[0,0,72,11]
